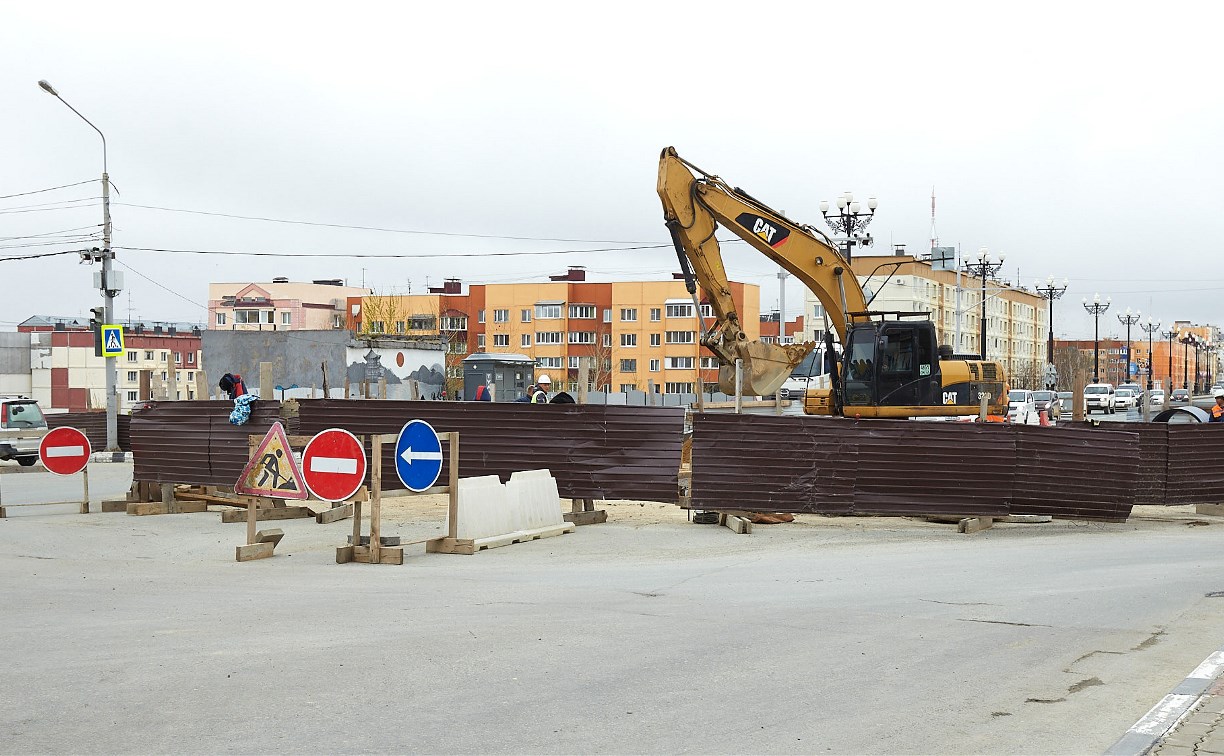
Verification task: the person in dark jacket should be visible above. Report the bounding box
[474,384,492,401]
[514,385,537,403]
[531,375,552,403]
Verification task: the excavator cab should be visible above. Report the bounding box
[840,315,942,410]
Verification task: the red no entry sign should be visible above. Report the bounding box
[39,426,91,476]
[301,428,366,502]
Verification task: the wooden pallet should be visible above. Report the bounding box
[426,522,575,555]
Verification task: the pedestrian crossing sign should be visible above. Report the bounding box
[101,324,124,357]
[235,421,309,500]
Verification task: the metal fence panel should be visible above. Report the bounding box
[131,401,284,486]
[1011,425,1137,521]
[1166,426,1224,506]
[46,411,131,452]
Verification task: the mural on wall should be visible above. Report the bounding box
[344,347,446,400]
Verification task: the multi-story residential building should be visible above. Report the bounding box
[208,278,368,331]
[803,254,1048,384]
[349,268,760,395]
[16,316,204,412]
[760,313,804,345]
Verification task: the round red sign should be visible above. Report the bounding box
[301,428,367,502]
[39,426,92,476]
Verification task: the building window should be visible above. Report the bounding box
[701,304,713,318]
[521,334,532,348]
[126,391,138,402]
[447,342,466,354]
[665,331,695,344]
[568,331,596,345]
[520,309,532,323]
[144,351,154,360]
[332,315,345,329]
[536,331,563,345]
[441,316,467,331]
[621,334,637,347]
[602,308,612,323]
[666,382,695,394]
[569,304,595,319]
[701,357,718,369]
[126,351,137,362]
[161,372,167,380]
[174,352,182,363]
[667,357,694,369]
[370,321,385,333]
[395,321,406,334]
[447,365,463,379]
[619,383,637,392]
[234,309,264,324]
[477,334,486,349]
[603,333,612,347]
[536,356,563,369]
[650,333,661,347]
[410,315,436,331]
[620,308,637,322]
[620,359,637,373]
[493,309,509,323]
[493,334,509,347]
[477,310,486,323]
[569,356,581,370]
[126,371,137,381]
[281,312,292,325]
[187,353,195,364]
[535,303,562,319]
[650,308,661,322]
[215,312,227,326]
[650,359,660,372]
[187,372,194,381]
[666,303,693,318]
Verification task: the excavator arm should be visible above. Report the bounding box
[657,147,869,396]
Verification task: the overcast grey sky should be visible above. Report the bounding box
[4,1,1221,341]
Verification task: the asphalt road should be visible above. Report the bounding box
[2,466,1224,754]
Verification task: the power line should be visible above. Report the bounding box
[0,249,85,262]
[113,259,207,311]
[0,202,99,216]
[0,224,103,241]
[116,202,656,245]
[0,237,100,251]
[0,196,102,212]
[0,179,96,200]
[113,243,671,258]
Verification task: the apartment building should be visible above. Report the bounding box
[16,316,203,412]
[209,278,368,331]
[350,268,760,395]
[802,254,1048,383]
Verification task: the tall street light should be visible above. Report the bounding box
[1207,342,1216,389]
[1117,308,1141,385]
[1034,276,1068,388]
[1179,332,1196,390]
[1194,340,1203,394]
[39,79,119,452]
[1082,293,1111,383]
[819,191,877,262]
[963,247,1005,360]
[1140,316,1161,392]
[1164,328,1178,397]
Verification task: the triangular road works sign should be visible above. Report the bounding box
[235,421,308,500]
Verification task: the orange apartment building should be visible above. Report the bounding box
[1054,322,1219,391]
[348,268,760,395]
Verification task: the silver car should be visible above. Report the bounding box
[0,396,48,466]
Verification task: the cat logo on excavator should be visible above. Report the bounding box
[735,213,790,249]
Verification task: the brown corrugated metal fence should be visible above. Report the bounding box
[46,411,131,452]
[1165,426,1224,506]
[131,401,285,486]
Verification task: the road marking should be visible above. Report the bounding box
[400,447,443,465]
[309,456,358,474]
[45,446,85,458]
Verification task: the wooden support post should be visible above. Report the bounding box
[259,361,273,400]
[578,358,590,404]
[321,361,330,398]
[447,432,459,540]
[167,351,178,401]
[344,374,350,399]
[195,369,209,401]
[734,359,743,414]
[370,434,382,563]
[80,466,90,514]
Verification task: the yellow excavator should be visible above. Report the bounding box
[657,147,1009,419]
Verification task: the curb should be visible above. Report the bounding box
[1106,648,1224,755]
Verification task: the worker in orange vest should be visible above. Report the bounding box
[1211,389,1224,422]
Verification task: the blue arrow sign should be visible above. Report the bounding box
[395,419,443,492]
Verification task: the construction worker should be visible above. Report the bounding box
[531,374,552,403]
[1211,389,1224,422]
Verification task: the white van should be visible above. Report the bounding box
[1084,383,1116,414]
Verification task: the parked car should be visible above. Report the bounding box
[1149,389,1166,406]
[1172,388,1191,403]
[1119,382,1142,399]
[1114,388,1137,409]
[1007,389,1037,424]
[1031,390,1061,421]
[1084,383,1116,414]
[1212,384,1224,395]
[0,396,48,466]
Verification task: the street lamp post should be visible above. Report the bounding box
[962,248,1005,361]
[1164,329,1178,393]
[1179,332,1196,390]
[819,191,877,262]
[1139,317,1161,392]
[1194,341,1203,394]
[1034,276,1068,388]
[1117,308,1141,385]
[1207,343,1216,389]
[1082,293,1111,384]
[38,79,119,452]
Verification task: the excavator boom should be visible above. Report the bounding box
[657,147,867,396]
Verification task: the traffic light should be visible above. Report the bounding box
[90,306,104,357]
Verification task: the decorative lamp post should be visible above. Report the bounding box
[1117,308,1141,385]
[38,79,119,452]
[1034,276,1068,388]
[819,191,877,262]
[1082,293,1111,383]
[1195,340,1203,394]
[1139,317,1161,392]
[1179,332,1197,390]
[962,248,1005,360]
[1164,328,1178,393]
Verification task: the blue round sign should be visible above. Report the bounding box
[395,419,443,492]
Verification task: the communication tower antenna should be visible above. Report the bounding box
[925,185,935,252]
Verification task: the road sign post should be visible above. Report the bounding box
[39,426,92,514]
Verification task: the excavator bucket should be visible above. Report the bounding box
[716,339,813,397]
